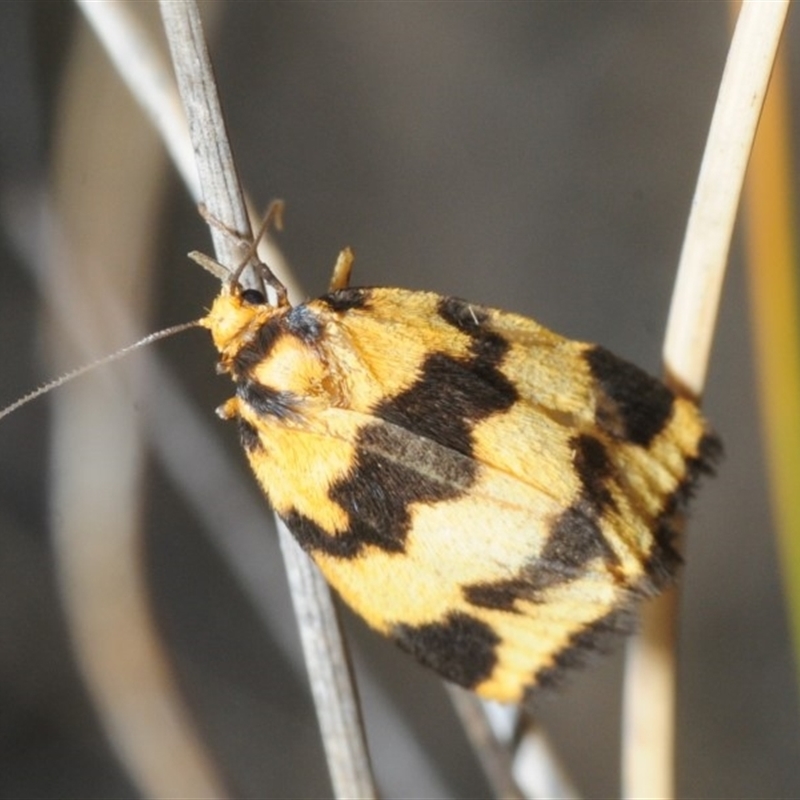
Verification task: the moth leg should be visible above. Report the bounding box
[188,249,229,282]
[215,397,240,420]
[192,204,250,282]
[197,203,252,247]
[198,201,285,250]
[329,247,356,291]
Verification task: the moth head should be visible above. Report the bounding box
[190,228,290,364]
[200,280,280,359]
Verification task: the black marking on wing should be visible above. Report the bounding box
[463,436,622,611]
[374,299,518,457]
[463,440,622,613]
[645,517,683,592]
[320,287,371,312]
[687,431,724,484]
[461,527,610,610]
[462,578,533,612]
[281,508,391,558]
[392,611,500,690]
[462,504,620,614]
[237,418,262,452]
[528,606,635,696]
[284,422,476,558]
[462,515,610,610]
[437,295,489,333]
[232,304,323,377]
[544,505,619,577]
[231,316,286,375]
[437,298,514,379]
[644,430,722,589]
[585,345,675,447]
[571,433,617,514]
[374,353,514,455]
[237,380,300,420]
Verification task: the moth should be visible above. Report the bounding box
[199,226,720,705]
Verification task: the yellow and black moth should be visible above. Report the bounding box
[202,244,720,705]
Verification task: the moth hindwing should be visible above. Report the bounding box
[201,250,720,704]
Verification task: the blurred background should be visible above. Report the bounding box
[0,2,798,797]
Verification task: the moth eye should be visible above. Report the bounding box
[240,288,267,306]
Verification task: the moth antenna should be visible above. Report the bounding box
[0,319,202,422]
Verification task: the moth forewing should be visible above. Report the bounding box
[202,251,720,703]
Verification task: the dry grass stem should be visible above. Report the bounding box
[512,719,580,800]
[623,3,790,798]
[663,0,790,396]
[159,1,251,277]
[158,2,377,797]
[446,688,525,800]
[448,688,580,800]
